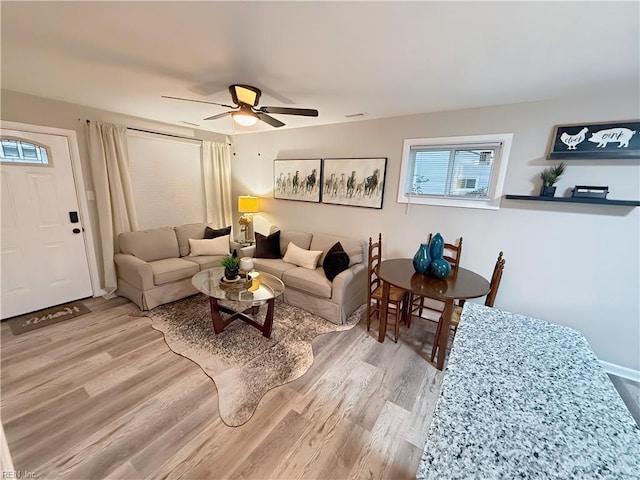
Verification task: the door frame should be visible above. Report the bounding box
[1,120,103,297]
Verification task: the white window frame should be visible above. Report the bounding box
[397,133,513,210]
[0,137,51,165]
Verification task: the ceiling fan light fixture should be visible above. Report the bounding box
[230,84,261,107]
[232,107,259,127]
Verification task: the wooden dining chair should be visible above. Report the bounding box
[407,234,463,328]
[430,251,506,361]
[367,233,410,343]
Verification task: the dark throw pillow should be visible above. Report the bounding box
[254,231,282,259]
[323,242,350,281]
[204,225,232,239]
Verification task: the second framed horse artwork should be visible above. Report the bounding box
[273,159,322,203]
[321,157,387,209]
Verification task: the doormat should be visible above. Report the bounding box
[6,301,91,335]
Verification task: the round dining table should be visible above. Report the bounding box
[378,258,490,370]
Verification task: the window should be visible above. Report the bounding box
[397,133,513,209]
[0,138,50,165]
[126,131,204,230]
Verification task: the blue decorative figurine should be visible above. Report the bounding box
[429,233,444,261]
[413,243,431,274]
[429,257,451,279]
[427,232,451,279]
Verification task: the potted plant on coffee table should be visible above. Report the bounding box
[221,254,241,281]
[539,162,566,197]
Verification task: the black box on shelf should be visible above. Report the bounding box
[571,185,609,199]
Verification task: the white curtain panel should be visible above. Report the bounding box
[202,140,233,230]
[87,121,138,295]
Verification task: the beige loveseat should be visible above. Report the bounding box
[240,230,367,325]
[115,223,237,310]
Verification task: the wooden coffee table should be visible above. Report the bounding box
[191,267,285,338]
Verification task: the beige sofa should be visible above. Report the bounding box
[115,223,237,310]
[240,230,367,325]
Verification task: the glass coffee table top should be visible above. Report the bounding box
[192,267,285,338]
[191,267,285,305]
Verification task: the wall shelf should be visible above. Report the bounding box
[505,195,640,207]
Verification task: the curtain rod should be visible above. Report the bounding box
[86,120,201,143]
[127,127,203,143]
[85,120,233,146]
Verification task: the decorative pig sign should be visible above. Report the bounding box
[549,121,640,159]
[588,128,636,148]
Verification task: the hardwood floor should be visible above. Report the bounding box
[1,296,444,479]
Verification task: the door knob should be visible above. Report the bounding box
[72,228,81,234]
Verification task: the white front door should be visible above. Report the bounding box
[1,129,93,319]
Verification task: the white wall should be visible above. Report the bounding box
[229,90,640,373]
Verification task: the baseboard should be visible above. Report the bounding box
[600,360,640,382]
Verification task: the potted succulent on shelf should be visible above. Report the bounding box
[221,253,241,281]
[539,162,566,197]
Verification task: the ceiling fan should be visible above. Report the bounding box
[162,84,319,128]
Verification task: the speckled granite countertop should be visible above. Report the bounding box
[417,303,640,479]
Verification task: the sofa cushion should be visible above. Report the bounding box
[323,242,350,281]
[188,235,230,256]
[279,230,313,256]
[149,257,199,285]
[255,231,281,258]
[283,242,323,270]
[183,255,224,270]
[311,233,364,266]
[282,267,332,299]
[205,225,232,239]
[252,258,297,279]
[175,223,206,257]
[119,227,180,262]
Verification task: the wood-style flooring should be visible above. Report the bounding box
[1,296,445,479]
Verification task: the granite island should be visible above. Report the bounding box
[417,303,640,479]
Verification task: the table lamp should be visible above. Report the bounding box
[238,195,259,243]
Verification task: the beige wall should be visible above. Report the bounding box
[229,90,640,373]
[2,88,638,373]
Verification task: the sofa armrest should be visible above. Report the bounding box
[239,245,256,258]
[114,253,154,291]
[331,263,367,304]
[230,240,242,255]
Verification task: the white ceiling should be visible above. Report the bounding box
[1,1,639,135]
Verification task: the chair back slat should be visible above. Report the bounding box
[368,233,382,298]
[485,251,505,307]
[367,233,408,342]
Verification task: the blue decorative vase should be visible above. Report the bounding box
[429,233,445,261]
[413,243,431,274]
[429,257,451,279]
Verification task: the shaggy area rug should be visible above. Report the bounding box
[145,294,365,426]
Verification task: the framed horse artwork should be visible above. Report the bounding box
[273,159,322,203]
[321,157,387,209]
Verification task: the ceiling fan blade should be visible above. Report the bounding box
[256,112,285,128]
[162,95,235,109]
[203,111,232,121]
[259,106,319,117]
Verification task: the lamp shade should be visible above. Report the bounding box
[238,195,259,213]
[232,105,259,127]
